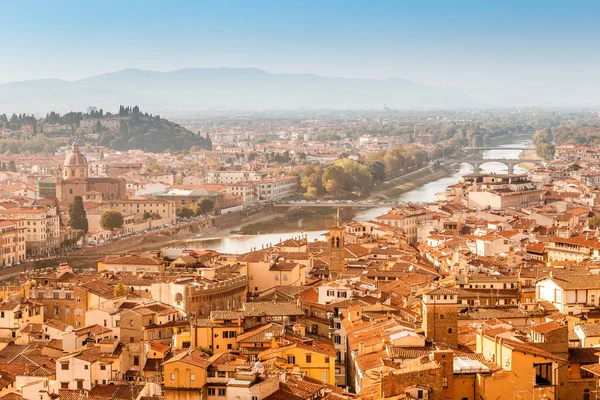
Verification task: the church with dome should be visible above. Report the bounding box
[55,143,126,202]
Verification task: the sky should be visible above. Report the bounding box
[1,0,599,88]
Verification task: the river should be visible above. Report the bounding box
[185,139,532,253]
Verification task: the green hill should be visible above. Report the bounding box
[98,106,211,153]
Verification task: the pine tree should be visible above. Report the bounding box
[69,196,88,233]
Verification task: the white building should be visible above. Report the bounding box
[535,273,600,314]
[206,171,261,184]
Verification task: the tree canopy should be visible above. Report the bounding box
[100,210,124,231]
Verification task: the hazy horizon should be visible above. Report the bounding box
[2,0,600,90]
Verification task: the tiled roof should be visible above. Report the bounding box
[529,320,566,335]
[569,348,600,364]
[236,323,284,343]
[163,349,212,369]
[20,323,43,334]
[541,274,600,290]
[0,393,22,400]
[486,334,566,361]
[80,280,116,299]
[578,323,600,337]
[582,362,600,377]
[86,384,145,400]
[97,254,164,265]
[44,319,71,331]
[424,287,458,296]
[73,324,112,337]
[243,302,304,317]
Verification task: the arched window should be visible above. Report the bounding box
[584,389,590,400]
[175,293,183,305]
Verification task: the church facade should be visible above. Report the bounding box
[56,143,126,202]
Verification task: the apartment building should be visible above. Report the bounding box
[376,205,433,243]
[536,273,600,315]
[104,199,176,222]
[206,170,261,184]
[0,207,60,256]
[0,220,26,265]
[258,176,297,201]
[465,174,545,210]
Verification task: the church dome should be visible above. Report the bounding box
[64,142,87,166]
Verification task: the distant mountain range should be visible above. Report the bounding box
[0,67,597,115]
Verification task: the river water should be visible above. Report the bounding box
[185,139,532,253]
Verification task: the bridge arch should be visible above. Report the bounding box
[454,159,542,174]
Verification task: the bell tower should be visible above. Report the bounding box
[328,226,345,273]
[421,287,458,348]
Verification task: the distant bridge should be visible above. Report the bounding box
[273,201,400,208]
[464,147,529,151]
[445,158,543,174]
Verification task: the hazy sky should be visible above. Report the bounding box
[1,0,599,87]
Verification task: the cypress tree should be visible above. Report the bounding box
[69,196,88,233]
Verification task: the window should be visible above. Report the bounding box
[223,331,229,339]
[252,397,259,400]
[190,373,195,381]
[287,355,295,364]
[442,377,448,388]
[218,389,226,396]
[133,356,139,366]
[0,312,3,318]
[439,314,445,320]
[322,370,328,382]
[334,335,341,344]
[100,365,106,371]
[534,363,552,386]
[417,390,424,399]
[208,389,216,396]
[218,371,226,378]
[84,365,89,370]
[130,320,134,327]
[170,373,176,381]
[306,354,312,363]
[327,290,334,296]
[274,274,279,281]
[61,383,68,389]
[61,363,69,370]
[448,328,453,334]
[584,389,590,400]
[283,274,288,281]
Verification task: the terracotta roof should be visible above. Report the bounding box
[243,302,304,317]
[529,320,566,335]
[163,349,212,369]
[236,323,284,343]
[97,254,164,265]
[577,323,600,337]
[569,348,600,364]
